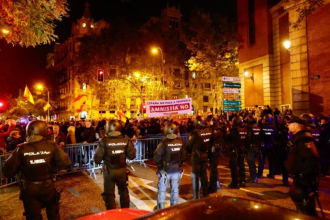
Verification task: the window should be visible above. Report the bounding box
[173,95,178,99]
[173,81,181,89]
[91,24,94,28]
[205,83,211,90]
[184,71,189,81]
[192,72,196,79]
[203,96,209,102]
[82,23,86,27]
[110,69,116,77]
[248,0,256,45]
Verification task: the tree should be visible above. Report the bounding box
[0,0,68,47]
[73,17,185,115]
[180,9,239,113]
[285,0,324,28]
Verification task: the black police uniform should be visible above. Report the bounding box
[277,123,291,186]
[94,132,136,209]
[259,123,277,178]
[246,124,261,183]
[319,122,330,175]
[208,125,224,192]
[154,134,185,209]
[287,129,319,217]
[226,124,248,188]
[187,124,212,198]
[3,139,71,220]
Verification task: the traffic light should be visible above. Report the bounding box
[140,104,146,114]
[97,69,104,82]
[0,102,3,107]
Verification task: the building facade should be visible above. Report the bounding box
[49,3,220,120]
[237,0,330,116]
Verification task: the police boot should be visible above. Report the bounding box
[247,177,258,183]
[202,187,209,197]
[228,182,240,189]
[217,180,221,190]
[190,173,200,199]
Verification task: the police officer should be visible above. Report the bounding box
[245,115,260,183]
[187,116,211,198]
[208,118,224,192]
[287,116,319,217]
[277,115,292,187]
[258,114,277,179]
[301,113,320,146]
[3,120,72,220]
[318,116,330,176]
[94,120,136,209]
[226,115,247,188]
[154,123,185,209]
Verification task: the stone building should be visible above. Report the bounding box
[49,2,220,120]
[237,0,330,116]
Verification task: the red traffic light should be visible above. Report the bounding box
[97,69,104,82]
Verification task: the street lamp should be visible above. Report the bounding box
[283,40,291,53]
[37,84,50,122]
[2,29,9,34]
[244,71,254,83]
[151,47,165,100]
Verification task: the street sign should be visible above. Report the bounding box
[223,82,241,88]
[222,76,241,82]
[223,88,241,94]
[223,100,242,105]
[223,94,241,100]
[224,106,242,112]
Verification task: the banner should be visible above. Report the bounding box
[146,98,192,117]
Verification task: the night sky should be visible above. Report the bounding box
[0,0,237,97]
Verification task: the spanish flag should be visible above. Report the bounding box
[73,95,87,113]
[43,102,51,111]
[23,85,34,104]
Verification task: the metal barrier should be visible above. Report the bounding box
[62,143,102,179]
[0,154,18,188]
[0,136,191,188]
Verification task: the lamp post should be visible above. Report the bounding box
[152,47,165,100]
[37,84,50,122]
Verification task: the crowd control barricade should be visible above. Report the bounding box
[62,143,101,179]
[0,154,18,188]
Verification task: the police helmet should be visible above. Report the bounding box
[262,114,274,125]
[194,116,205,126]
[232,115,243,127]
[245,115,257,125]
[164,123,177,136]
[105,120,121,133]
[283,115,292,124]
[300,113,315,126]
[26,120,48,142]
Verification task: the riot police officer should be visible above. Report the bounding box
[154,123,185,209]
[287,116,319,217]
[258,114,277,179]
[319,116,330,176]
[187,116,212,198]
[301,113,320,146]
[94,120,136,209]
[3,120,72,220]
[208,118,224,192]
[277,115,292,186]
[226,115,247,188]
[245,115,260,183]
